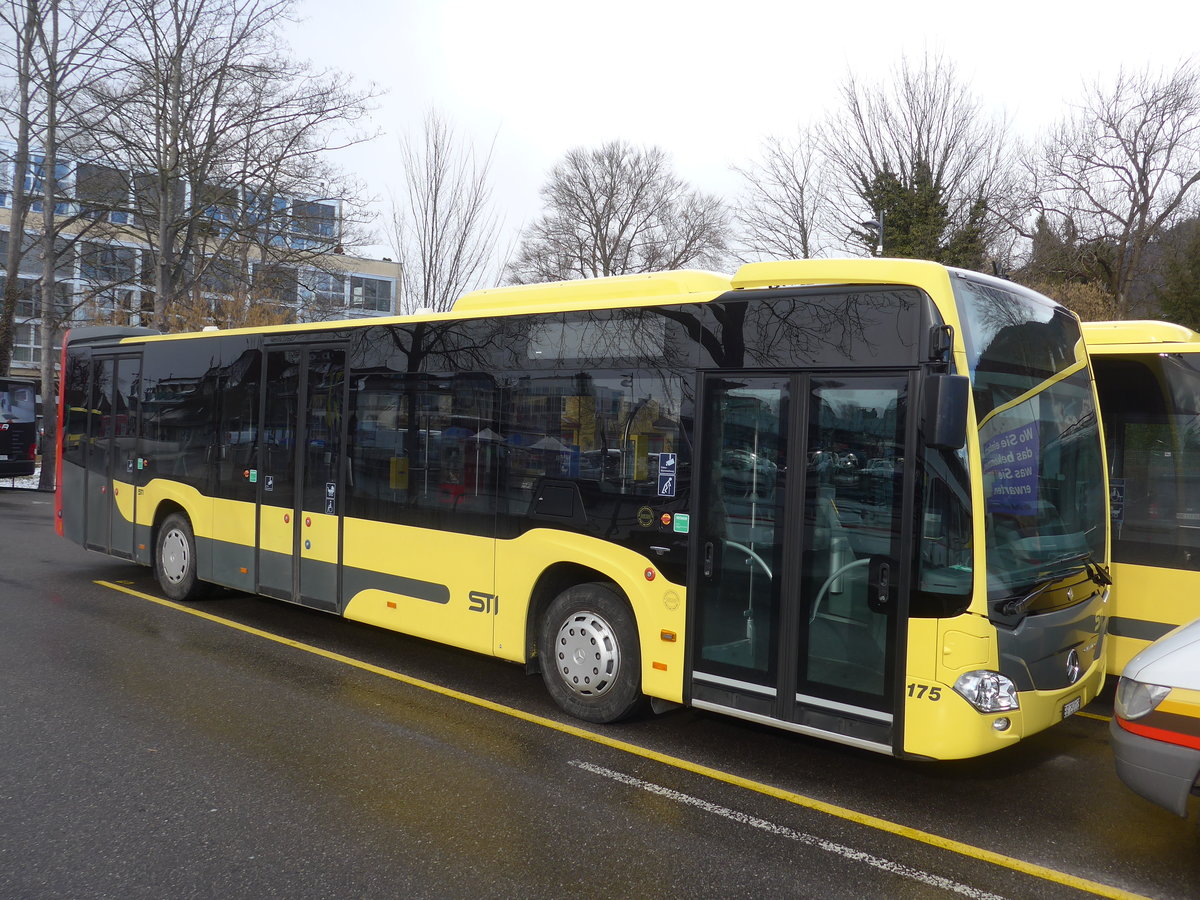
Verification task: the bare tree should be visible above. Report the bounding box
[0,0,127,490]
[390,111,504,313]
[733,128,830,261]
[34,1,130,490]
[820,52,1020,266]
[86,0,377,330]
[0,0,42,376]
[508,141,730,284]
[1031,60,1200,317]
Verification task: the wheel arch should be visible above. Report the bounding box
[524,562,628,671]
[150,499,189,556]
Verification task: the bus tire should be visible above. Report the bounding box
[538,582,643,723]
[155,512,207,602]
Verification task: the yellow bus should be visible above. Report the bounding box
[1082,319,1200,673]
[56,259,1111,760]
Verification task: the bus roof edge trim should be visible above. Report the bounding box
[731,258,949,290]
[1081,320,1200,345]
[453,270,733,313]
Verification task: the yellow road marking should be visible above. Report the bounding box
[1078,710,1112,723]
[97,579,1149,900]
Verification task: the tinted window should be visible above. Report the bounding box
[1095,354,1200,570]
[347,325,501,534]
[61,355,92,468]
[139,340,219,492]
[213,340,262,502]
[696,288,924,370]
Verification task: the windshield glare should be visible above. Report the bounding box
[953,276,1107,599]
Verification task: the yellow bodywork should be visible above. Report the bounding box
[1081,322,1200,675]
[93,259,1112,759]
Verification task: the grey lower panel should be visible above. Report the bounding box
[300,556,338,612]
[691,698,894,756]
[61,464,87,546]
[197,536,256,593]
[135,523,153,566]
[998,589,1107,692]
[690,680,893,752]
[1110,717,1200,817]
[257,549,294,600]
[225,543,451,614]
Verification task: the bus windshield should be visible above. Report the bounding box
[953,276,1107,604]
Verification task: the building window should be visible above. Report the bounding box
[25,154,71,215]
[13,322,41,364]
[79,242,137,283]
[199,256,245,295]
[0,230,73,279]
[76,162,131,224]
[298,269,345,309]
[197,182,239,237]
[1,277,72,321]
[248,192,289,246]
[90,288,141,326]
[350,275,393,313]
[291,199,337,248]
[253,263,298,306]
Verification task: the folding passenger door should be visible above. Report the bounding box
[256,344,347,610]
[83,352,142,560]
[689,371,914,754]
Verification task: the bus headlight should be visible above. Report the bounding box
[1114,677,1170,721]
[953,670,1019,713]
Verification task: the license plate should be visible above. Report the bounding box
[1062,696,1082,719]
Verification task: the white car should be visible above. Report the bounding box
[1110,617,1200,818]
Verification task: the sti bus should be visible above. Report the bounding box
[56,259,1111,760]
[1082,319,1200,672]
[0,375,38,478]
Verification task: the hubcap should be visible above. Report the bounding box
[554,611,619,697]
[161,528,189,585]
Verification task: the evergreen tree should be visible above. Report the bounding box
[854,161,986,269]
[1158,221,1200,329]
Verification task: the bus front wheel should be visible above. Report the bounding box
[538,582,643,723]
[155,512,207,602]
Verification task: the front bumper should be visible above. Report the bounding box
[1110,718,1200,817]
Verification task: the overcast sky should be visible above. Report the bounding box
[286,0,1198,259]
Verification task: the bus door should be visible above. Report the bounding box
[690,372,913,754]
[257,345,347,611]
[84,353,142,559]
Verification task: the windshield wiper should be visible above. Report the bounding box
[998,552,1111,618]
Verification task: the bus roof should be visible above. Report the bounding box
[83,258,969,347]
[455,258,957,314]
[1081,320,1200,349]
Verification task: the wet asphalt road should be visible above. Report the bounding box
[1,487,1197,900]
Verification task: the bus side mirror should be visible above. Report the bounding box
[924,374,969,450]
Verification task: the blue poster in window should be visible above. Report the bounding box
[658,452,677,498]
[984,421,1039,515]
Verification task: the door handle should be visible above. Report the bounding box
[869,558,891,613]
[703,541,714,577]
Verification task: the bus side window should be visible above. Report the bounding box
[914,450,973,617]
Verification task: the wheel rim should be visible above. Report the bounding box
[554,611,619,697]
[160,527,190,585]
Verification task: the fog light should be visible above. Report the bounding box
[992,717,1011,732]
[953,670,1019,713]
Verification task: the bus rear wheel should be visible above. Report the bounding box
[155,512,208,602]
[538,582,642,723]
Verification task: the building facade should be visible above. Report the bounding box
[2,148,401,380]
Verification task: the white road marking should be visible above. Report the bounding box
[570,760,1007,900]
